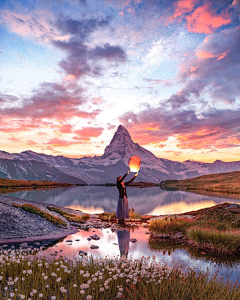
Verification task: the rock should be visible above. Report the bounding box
[90,234,100,240]
[87,238,91,241]
[79,250,87,256]
[176,215,194,219]
[130,238,137,243]
[70,222,82,227]
[90,245,99,249]
[65,240,73,243]
[171,232,183,239]
[225,204,239,209]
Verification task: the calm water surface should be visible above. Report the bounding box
[3,187,240,284]
[4,186,240,215]
[35,227,240,284]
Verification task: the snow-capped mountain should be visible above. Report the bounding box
[1,125,240,184]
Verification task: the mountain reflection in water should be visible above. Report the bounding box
[3,186,240,215]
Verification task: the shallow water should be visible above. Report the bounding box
[3,186,240,215]
[35,227,240,284]
[2,187,240,284]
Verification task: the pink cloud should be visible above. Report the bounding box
[73,127,104,141]
[186,4,231,34]
[167,0,196,23]
[195,50,229,60]
[0,10,70,43]
[46,138,80,147]
[165,1,231,34]
[27,140,37,145]
[59,124,73,133]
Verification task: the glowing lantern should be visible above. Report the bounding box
[128,156,141,172]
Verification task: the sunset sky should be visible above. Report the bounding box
[0,0,239,162]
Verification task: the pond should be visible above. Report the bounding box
[2,187,240,284]
[30,226,240,284]
[3,186,240,215]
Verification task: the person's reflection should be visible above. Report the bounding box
[116,229,130,258]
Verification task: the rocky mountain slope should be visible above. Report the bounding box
[1,125,240,184]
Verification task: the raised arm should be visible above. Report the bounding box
[125,173,138,186]
[118,170,129,183]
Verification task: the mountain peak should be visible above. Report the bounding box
[103,124,134,157]
[117,124,129,132]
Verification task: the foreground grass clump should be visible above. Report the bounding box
[149,218,192,235]
[47,206,90,223]
[0,251,239,300]
[99,212,116,222]
[129,208,142,220]
[187,227,240,252]
[15,204,67,228]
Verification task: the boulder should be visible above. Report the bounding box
[130,238,137,243]
[90,245,99,249]
[90,234,100,240]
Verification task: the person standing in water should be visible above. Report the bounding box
[116,170,138,224]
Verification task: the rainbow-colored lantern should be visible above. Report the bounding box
[128,156,141,172]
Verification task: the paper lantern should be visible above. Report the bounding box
[128,156,141,172]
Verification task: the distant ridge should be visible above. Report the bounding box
[1,125,240,184]
[160,171,240,195]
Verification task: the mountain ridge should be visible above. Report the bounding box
[1,125,240,184]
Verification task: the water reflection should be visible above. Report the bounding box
[3,186,240,215]
[34,227,239,284]
[116,230,130,258]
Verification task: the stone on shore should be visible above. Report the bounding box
[130,238,137,243]
[90,245,99,249]
[90,234,100,240]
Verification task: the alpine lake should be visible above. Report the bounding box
[2,186,240,284]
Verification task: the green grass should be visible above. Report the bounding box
[0,251,239,300]
[129,208,142,220]
[15,204,67,228]
[160,171,240,195]
[149,219,193,235]
[149,204,240,253]
[195,205,240,231]
[47,206,90,223]
[187,227,240,252]
[0,177,73,188]
[98,212,116,222]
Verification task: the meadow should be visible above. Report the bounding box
[0,247,239,300]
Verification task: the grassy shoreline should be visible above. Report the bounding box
[0,252,239,300]
[160,171,240,195]
[149,203,240,254]
[0,178,74,190]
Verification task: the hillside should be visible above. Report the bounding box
[160,171,240,195]
[0,178,74,189]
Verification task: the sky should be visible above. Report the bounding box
[0,0,239,162]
